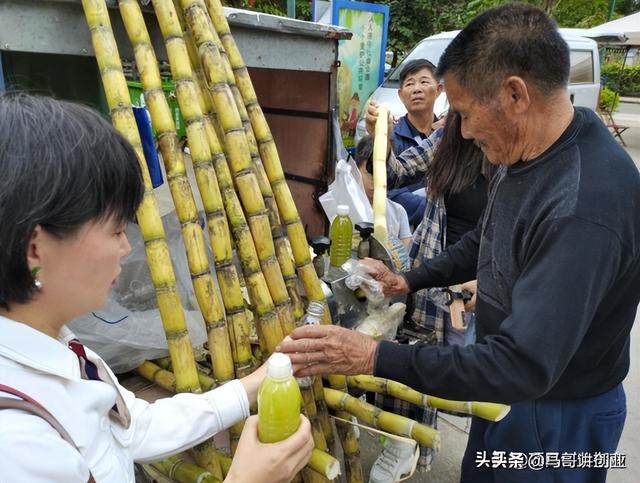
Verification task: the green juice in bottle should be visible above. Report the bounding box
[258,352,302,443]
[330,204,353,267]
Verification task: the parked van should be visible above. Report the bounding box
[356,29,601,138]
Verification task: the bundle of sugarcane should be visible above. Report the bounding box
[83,1,229,476]
[172,0,334,465]
[151,0,255,378]
[81,0,201,395]
[198,3,363,480]
[346,375,511,422]
[372,104,389,242]
[118,0,235,387]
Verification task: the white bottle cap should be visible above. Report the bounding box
[337,205,350,216]
[267,352,293,379]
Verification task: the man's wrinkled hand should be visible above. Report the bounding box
[359,258,410,297]
[276,325,378,377]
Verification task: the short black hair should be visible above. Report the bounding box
[0,93,144,309]
[354,135,374,169]
[399,59,437,86]
[437,3,569,99]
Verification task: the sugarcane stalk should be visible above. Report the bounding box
[203,0,329,322]
[152,0,255,378]
[346,375,511,422]
[137,360,177,393]
[312,375,335,451]
[155,357,217,391]
[308,449,341,480]
[372,104,388,242]
[81,0,200,394]
[302,467,333,483]
[325,376,363,482]
[152,455,221,483]
[118,0,234,388]
[323,387,441,450]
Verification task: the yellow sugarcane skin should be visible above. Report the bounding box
[412,422,441,451]
[137,361,177,392]
[234,172,265,214]
[308,449,340,480]
[191,440,224,480]
[284,222,311,265]
[271,179,299,225]
[247,104,272,141]
[100,69,132,108]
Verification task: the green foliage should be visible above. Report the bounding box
[553,0,608,28]
[602,63,640,96]
[599,86,620,111]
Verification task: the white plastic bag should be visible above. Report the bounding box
[319,158,373,225]
[69,212,209,373]
[355,302,406,341]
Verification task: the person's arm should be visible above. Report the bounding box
[403,219,481,291]
[379,129,443,190]
[108,366,268,463]
[375,217,623,403]
[0,410,92,482]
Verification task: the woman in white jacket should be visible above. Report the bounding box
[0,93,313,483]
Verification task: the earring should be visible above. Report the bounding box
[31,266,42,290]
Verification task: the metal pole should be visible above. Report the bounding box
[607,0,616,21]
[287,0,296,18]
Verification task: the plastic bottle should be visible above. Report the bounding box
[258,352,302,443]
[329,204,353,268]
[296,302,325,388]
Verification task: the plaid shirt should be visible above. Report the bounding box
[387,128,449,345]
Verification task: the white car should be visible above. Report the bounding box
[356,29,601,141]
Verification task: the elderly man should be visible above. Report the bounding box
[279,4,639,483]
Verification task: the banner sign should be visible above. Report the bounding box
[332,0,389,149]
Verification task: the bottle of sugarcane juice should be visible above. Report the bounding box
[329,204,353,267]
[258,352,302,443]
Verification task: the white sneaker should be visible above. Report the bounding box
[368,439,415,483]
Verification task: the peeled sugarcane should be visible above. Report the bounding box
[152,0,254,378]
[346,375,511,422]
[118,0,234,388]
[81,0,200,394]
[323,387,441,451]
[372,104,389,242]
[152,455,221,483]
[201,4,361,480]
[308,449,341,481]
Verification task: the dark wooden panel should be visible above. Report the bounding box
[249,67,330,113]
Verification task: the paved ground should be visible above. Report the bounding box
[355,100,640,483]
